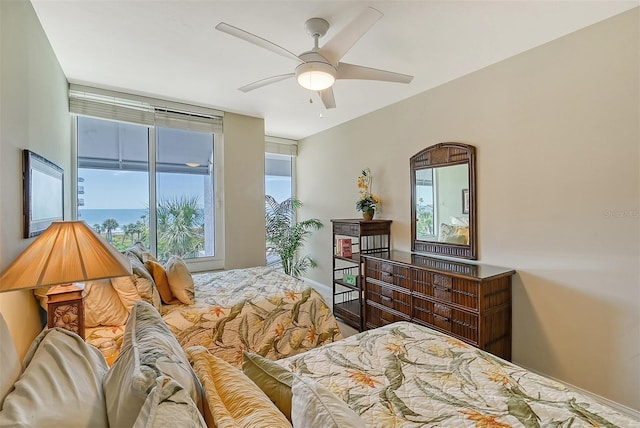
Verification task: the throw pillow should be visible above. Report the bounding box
[103,301,202,428]
[84,279,130,327]
[140,251,158,264]
[129,256,162,310]
[291,376,366,428]
[242,351,294,420]
[187,346,291,428]
[111,275,143,312]
[124,242,148,263]
[165,256,195,305]
[145,260,178,304]
[0,328,109,428]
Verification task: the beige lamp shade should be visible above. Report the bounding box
[0,221,132,292]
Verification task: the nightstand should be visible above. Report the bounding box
[47,284,86,340]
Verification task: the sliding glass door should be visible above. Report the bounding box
[77,116,218,266]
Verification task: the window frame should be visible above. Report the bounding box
[71,116,225,272]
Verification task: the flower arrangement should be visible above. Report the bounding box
[356,168,381,218]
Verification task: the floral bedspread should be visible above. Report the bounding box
[87,266,342,367]
[278,321,638,427]
[160,266,342,367]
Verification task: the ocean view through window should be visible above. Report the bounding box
[77,116,216,264]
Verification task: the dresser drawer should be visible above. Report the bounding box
[365,304,409,328]
[413,269,480,311]
[412,296,479,344]
[366,281,411,317]
[333,222,360,236]
[365,259,410,290]
[360,252,513,360]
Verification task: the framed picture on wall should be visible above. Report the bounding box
[462,188,470,214]
[23,150,64,238]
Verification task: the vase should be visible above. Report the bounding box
[362,208,375,221]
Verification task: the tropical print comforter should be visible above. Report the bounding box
[278,321,638,427]
[160,266,342,367]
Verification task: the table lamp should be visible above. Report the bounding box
[0,220,132,339]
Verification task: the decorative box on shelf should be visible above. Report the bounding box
[337,238,352,258]
[343,274,357,286]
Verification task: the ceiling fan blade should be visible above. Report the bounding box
[319,7,383,65]
[336,62,413,84]
[318,88,336,109]
[216,22,303,64]
[239,74,294,92]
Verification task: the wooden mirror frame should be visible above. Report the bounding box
[410,142,477,259]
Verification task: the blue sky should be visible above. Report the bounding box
[80,168,292,209]
[79,169,206,209]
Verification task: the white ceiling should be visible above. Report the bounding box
[31,1,637,140]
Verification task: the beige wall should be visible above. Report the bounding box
[223,112,267,269]
[0,0,71,357]
[298,9,639,411]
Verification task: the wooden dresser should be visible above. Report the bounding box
[361,251,515,360]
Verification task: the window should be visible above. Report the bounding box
[77,118,150,247]
[156,127,214,260]
[265,153,293,203]
[264,137,297,265]
[415,167,435,239]
[72,86,224,270]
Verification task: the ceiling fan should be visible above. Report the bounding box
[215,7,413,109]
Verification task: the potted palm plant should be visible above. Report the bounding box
[265,195,322,277]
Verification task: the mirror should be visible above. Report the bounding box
[411,143,477,259]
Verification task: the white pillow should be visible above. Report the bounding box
[111,275,143,312]
[133,376,206,428]
[291,376,366,428]
[165,256,195,305]
[84,279,130,327]
[0,313,20,407]
[0,328,109,428]
[103,301,202,428]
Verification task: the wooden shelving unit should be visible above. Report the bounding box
[331,219,391,331]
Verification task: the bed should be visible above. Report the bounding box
[4,304,638,427]
[274,321,638,427]
[32,241,342,367]
[83,265,342,367]
[162,267,342,366]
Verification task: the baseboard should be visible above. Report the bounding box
[301,277,332,302]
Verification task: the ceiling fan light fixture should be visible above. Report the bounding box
[295,62,336,91]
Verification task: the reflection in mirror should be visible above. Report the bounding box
[415,165,469,243]
[411,142,476,259]
[415,168,434,239]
